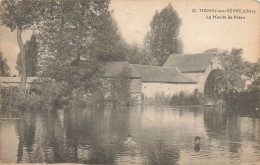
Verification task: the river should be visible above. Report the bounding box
[1,105,260,164]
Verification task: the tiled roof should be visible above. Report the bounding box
[163,53,216,72]
[130,64,196,84]
[104,61,140,78]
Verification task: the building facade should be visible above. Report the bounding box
[164,53,225,94]
[102,53,226,100]
[130,64,196,98]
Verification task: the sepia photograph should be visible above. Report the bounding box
[0,0,259,164]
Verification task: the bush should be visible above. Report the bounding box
[170,90,205,105]
[224,89,259,111]
[141,92,172,105]
[0,87,19,110]
[108,66,135,105]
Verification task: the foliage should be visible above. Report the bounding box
[0,0,118,110]
[33,0,112,108]
[244,59,260,81]
[144,3,183,65]
[143,90,205,105]
[0,87,19,110]
[37,0,110,69]
[109,66,135,105]
[170,90,205,105]
[125,43,158,65]
[224,89,259,111]
[0,0,45,93]
[0,52,10,76]
[144,93,171,105]
[89,12,126,62]
[0,0,43,31]
[16,35,38,77]
[205,48,259,90]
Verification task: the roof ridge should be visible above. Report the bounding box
[169,52,216,56]
[131,64,175,68]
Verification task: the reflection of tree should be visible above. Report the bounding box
[144,139,179,165]
[63,106,116,164]
[63,109,82,162]
[83,107,114,164]
[14,106,132,164]
[108,106,131,159]
[15,112,36,163]
[15,111,65,163]
[203,110,242,155]
[226,114,241,154]
[109,106,131,142]
[203,110,227,140]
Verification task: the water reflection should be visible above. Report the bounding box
[203,107,260,160]
[203,108,242,155]
[1,105,260,164]
[142,138,179,165]
[15,112,36,163]
[203,109,227,140]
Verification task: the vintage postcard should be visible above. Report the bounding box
[0,0,259,164]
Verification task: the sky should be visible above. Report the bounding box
[0,0,259,75]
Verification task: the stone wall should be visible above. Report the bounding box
[142,82,196,98]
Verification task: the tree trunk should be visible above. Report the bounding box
[17,27,27,95]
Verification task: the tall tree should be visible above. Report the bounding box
[0,0,43,94]
[36,0,112,104]
[16,35,38,77]
[89,12,126,62]
[37,0,111,73]
[145,3,183,65]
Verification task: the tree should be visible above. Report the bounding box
[37,0,110,72]
[145,3,183,65]
[204,48,255,90]
[244,59,260,81]
[0,52,10,76]
[35,0,112,106]
[0,52,5,76]
[0,0,44,94]
[124,43,157,65]
[109,66,133,105]
[16,35,38,77]
[89,12,126,62]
